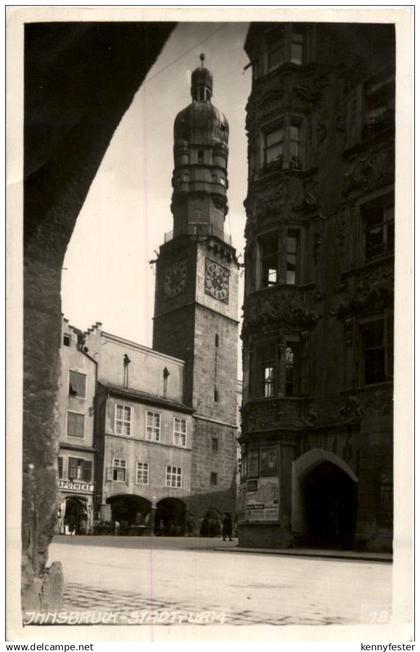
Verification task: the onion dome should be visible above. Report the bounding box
[174,54,229,147]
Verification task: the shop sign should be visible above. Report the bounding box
[58,479,94,493]
[245,477,279,522]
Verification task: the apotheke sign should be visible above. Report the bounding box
[58,479,94,493]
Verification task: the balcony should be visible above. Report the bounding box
[164,224,232,246]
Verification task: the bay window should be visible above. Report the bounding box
[263,116,303,170]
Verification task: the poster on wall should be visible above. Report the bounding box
[260,447,279,477]
[246,477,279,522]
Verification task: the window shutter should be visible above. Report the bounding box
[105,467,113,482]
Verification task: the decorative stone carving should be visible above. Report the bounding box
[343,144,394,197]
[244,287,320,335]
[339,394,364,420]
[256,89,284,116]
[338,284,393,318]
[339,386,393,422]
[242,397,312,433]
[363,388,393,417]
[300,401,319,426]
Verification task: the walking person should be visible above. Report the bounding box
[222,512,233,542]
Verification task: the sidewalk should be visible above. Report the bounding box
[212,544,392,562]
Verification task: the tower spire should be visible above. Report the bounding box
[200,52,205,67]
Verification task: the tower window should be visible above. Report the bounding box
[215,334,219,347]
[291,25,305,65]
[265,127,284,165]
[286,229,300,285]
[214,389,219,402]
[361,195,394,261]
[265,24,307,74]
[285,343,298,397]
[363,74,395,139]
[360,315,393,385]
[289,121,302,169]
[259,232,279,286]
[256,343,277,398]
[197,150,204,164]
[210,472,218,486]
[63,334,71,346]
[267,27,286,70]
[211,437,219,452]
[262,116,303,170]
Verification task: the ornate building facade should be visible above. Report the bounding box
[153,55,239,524]
[239,23,394,551]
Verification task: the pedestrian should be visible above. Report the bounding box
[222,512,233,542]
[114,520,120,536]
[67,513,76,536]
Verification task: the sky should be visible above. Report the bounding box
[61,22,251,347]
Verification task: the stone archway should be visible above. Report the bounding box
[292,448,358,549]
[106,494,152,534]
[21,21,174,611]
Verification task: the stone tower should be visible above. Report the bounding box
[153,55,239,522]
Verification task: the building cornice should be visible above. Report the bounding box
[99,381,194,414]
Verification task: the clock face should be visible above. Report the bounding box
[164,260,187,298]
[205,258,230,303]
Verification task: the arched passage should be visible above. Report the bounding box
[200,507,222,537]
[106,494,152,534]
[292,448,358,549]
[64,496,88,535]
[155,497,186,536]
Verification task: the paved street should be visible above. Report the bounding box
[44,536,392,626]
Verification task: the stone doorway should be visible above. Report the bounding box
[292,448,358,550]
[302,461,357,549]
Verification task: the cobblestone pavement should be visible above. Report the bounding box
[42,537,392,627]
[60,581,347,626]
